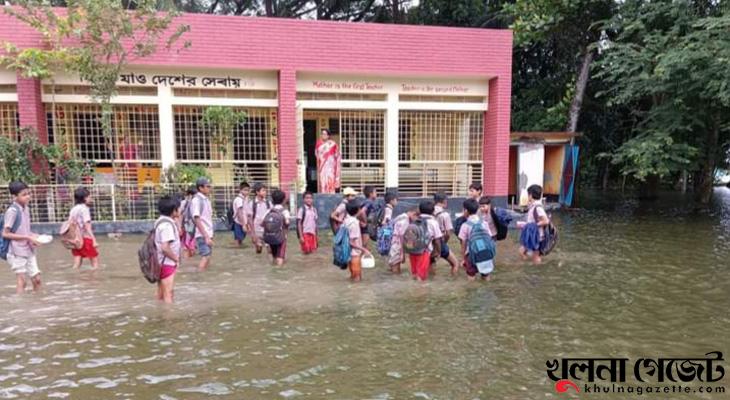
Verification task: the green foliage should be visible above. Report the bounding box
[595,0,729,192]
[0,128,91,184]
[3,0,190,161]
[163,164,212,186]
[600,131,697,181]
[200,106,247,155]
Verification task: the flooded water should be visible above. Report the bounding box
[1,189,729,399]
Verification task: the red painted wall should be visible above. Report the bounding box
[0,11,513,196]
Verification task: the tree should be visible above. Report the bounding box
[596,0,730,204]
[3,0,189,181]
[505,0,615,133]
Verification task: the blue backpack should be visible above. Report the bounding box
[0,204,23,261]
[376,223,393,256]
[332,225,352,270]
[467,220,496,274]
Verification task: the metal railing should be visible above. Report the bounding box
[0,184,244,224]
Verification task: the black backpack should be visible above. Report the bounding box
[366,202,385,238]
[262,208,286,245]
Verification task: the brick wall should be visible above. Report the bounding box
[277,69,297,192]
[15,73,47,143]
[1,12,513,195]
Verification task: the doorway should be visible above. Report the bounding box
[303,119,318,193]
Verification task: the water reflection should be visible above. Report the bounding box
[0,189,729,398]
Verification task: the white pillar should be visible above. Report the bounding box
[384,91,399,189]
[157,86,176,170]
[518,142,545,206]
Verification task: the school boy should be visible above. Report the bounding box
[409,200,442,282]
[232,182,251,247]
[297,191,319,254]
[69,187,99,270]
[458,198,491,281]
[388,205,417,274]
[329,187,357,233]
[249,183,271,254]
[518,184,550,265]
[3,181,42,294]
[478,196,499,239]
[191,177,214,271]
[262,189,291,266]
[154,195,181,303]
[343,199,371,282]
[433,193,459,275]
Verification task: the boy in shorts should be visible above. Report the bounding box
[3,181,42,294]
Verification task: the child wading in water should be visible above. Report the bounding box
[249,183,271,254]
[3,181,43,294]
[518,184,550,264]
[69,187,99,270]
[262,189,291,266]
[154,196,181,303]
[180,186,197,258]
[458,198,492,281]
[191,177,214,271]
[232,182,251,247]
[343,199,371,282]
[388,205,417,274]
[297,191,319,254]
[433,193,459,275]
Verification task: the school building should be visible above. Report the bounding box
[0,12,513,201]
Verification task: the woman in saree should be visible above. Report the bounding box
[315,129,341,194]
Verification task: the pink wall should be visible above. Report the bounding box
[0,11,513,196]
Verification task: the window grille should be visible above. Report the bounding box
[45,104,161,163]
[0,102,19,139]
[398,110,483,196]
[173,106,276,186]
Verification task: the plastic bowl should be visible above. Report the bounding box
[36,234,53,245]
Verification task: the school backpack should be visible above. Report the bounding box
[453,215,466,238]
[138,219,175,284]
[366,201,385,238]
[491,207,512,241]
[59,208,83,250]
[534,206,558,256]
[402,216,432,255]
[332,225,351,270]
[376,221,394,256]
[252,199,272,224]
[262,208,286,246]
[0,204,22,260]
[182,200,196,237]
[296,205,308,239]
[467,220,496,274]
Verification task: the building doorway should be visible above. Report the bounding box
[303,119,318,193]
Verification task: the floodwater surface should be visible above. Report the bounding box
[1,189,729,399]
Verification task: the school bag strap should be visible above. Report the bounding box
[154,217,177,266]
[8,203,22,234]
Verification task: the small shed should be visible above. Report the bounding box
[508,132,581,207]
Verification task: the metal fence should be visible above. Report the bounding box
[0,184,243,224]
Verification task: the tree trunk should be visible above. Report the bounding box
[694,121,720,205]
[566,49,595,133]
[601,161,610,190]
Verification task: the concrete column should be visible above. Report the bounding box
[384,91,399,191]
[277,69,298,193]
[157,86,176,170]
[483,76,511,204]
[16,73,48,143]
